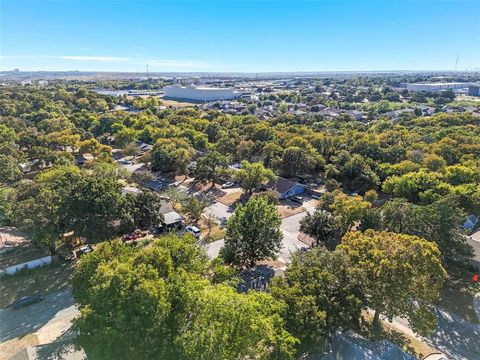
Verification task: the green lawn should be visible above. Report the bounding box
[0,260,74,308]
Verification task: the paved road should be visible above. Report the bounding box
[427,308,480,360]
[0,290,78,343]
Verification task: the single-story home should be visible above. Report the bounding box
[467,230,480,269]
[136,141,153,152]
[267,177,305,200]
[161,211,184,231]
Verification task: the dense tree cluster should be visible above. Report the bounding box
[0,82,477,357]
[72,235,297,360]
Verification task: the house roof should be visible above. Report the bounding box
[267,177,297,194]
[163,211,183,225]
[159,200,173,214]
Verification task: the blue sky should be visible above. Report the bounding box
[1,0,479,72]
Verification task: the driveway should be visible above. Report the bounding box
[0,290,78,343]
[205,239,225,259]
[204,202,234,226]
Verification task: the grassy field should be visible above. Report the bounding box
[0,260,74,309]
[160,98,197,108]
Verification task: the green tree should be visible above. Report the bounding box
[72,236,296,360]
[235,160,276,194]
[164,186,187,210]
[182,196,209,224]
[72,235,207,359]
[271,247,364,350]
[223,196,282,268]
[176,284,298,360]
[114,127,137,148]
[300,210,341,250]
[339,230,446,335]
[11,166,82,254]
[194,151,229,186]
[151,138,194,174]
[124,190,165,230]
[0,154,21,183]
[279,102,288,114]
[64,175,124,242]
[281,146,317,177]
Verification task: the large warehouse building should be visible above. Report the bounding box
[407,82,472,93]
[163,85,241,101]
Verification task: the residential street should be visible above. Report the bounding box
[428,308,480,360]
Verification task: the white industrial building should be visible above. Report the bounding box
[407,82,469,93]
[163,85,241,101]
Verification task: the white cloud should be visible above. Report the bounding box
[144,59,211,69]
[1,54,214,70]
[56,56,128,62]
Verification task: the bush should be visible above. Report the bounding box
[251,190,279,205]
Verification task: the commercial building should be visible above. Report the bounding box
[407,82,470,93]
[163,85,241,101]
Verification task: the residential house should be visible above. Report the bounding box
[135,140,153,153]
[347,110,364,121]
[464,214,479,233]
[267,177,305,200]
[161,211,184,231]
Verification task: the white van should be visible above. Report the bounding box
[185,225,201,238]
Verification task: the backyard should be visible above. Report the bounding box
[0,260,74,309]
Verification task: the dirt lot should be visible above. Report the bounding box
[0,261,74,309]
[277,205,305,219]
[0,227,29,248]
[159,98,196,108]
[216,189,242,207]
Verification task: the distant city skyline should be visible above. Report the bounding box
[1,0,479,72]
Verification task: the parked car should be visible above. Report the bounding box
[221,182,235,189]
[12,295,44,309]
[75,245,93,258]
[185,225,201,238]
[119,159,133,165]
[290,196,303,204]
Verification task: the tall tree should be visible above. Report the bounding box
[72,236,296,360]
[182,196,209,225]
[176,284,298,360]
[235,160,276,194]
[124,190,165,230]
[339,230,446,334]
[223,196,282,268]
[271,247,365,350]
[194,151,229,186]
[299,210,341,250]
[64,175,124,242]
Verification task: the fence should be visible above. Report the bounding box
[1,255,53,275]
